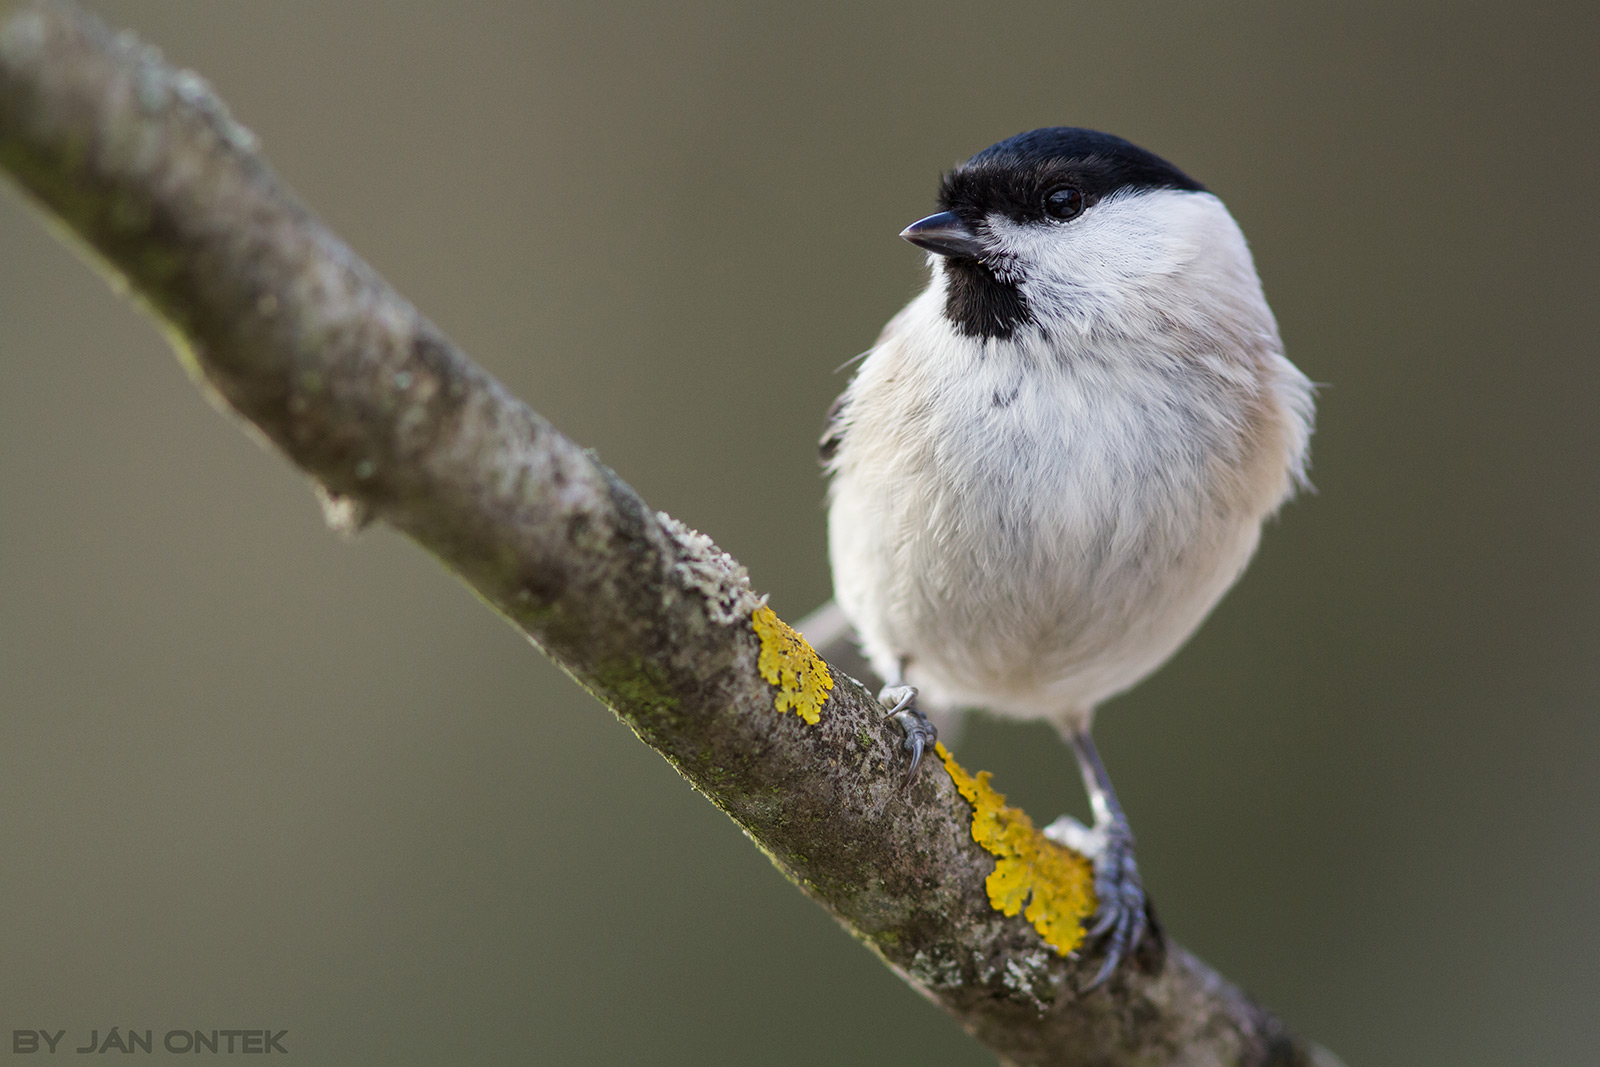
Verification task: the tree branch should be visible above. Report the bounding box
[0,4,1340,1064]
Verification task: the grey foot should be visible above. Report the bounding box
[1044,814,1147,989]
[879,684,937,786]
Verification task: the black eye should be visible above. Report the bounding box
[1043,186,1085,220]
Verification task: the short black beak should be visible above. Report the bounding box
[900,211,985,258]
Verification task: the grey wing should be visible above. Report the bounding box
[822,301,919,467]
[819,391,847,466]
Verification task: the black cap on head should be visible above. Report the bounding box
[939,127,1205,225]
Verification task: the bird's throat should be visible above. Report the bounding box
[941,259,1034,340]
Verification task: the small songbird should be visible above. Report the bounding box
[816,128,1314,985]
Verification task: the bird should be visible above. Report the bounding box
[812,127,1314,987]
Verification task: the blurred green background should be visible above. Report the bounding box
[2,1,1596,1063]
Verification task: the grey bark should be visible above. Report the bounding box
[0,4,1342,1065]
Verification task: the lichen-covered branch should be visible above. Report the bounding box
[0,4,1339,1065]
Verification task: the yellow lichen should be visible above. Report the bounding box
[752,605,832,725]
[937,742,1095,955]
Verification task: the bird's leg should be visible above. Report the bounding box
[1044,728,1149,989]
[878,662,936,786]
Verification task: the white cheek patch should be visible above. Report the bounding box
[985,194,1177,277]
[982,190,1232,334]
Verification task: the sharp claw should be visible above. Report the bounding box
[903,732,926,787]
[1110,922,1132,961]
[1083,951,1118,992]
[883,689,915,719]
[877,685,937,787]
[1083,908,1134,991]
[1076,821,1148,990]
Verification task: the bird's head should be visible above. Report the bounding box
[904,128,1254,344]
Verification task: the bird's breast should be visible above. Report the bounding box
[828,321,1276,716]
